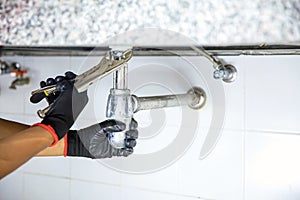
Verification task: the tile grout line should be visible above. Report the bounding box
[243,60,246,200]
[22,171,212,199]
[245,129,300,136]
[68,157,71,200]
[21,171,25,199]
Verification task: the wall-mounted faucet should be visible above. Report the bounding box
[30,48,207,149]
[9,63,30,89]
[0,60,30,89]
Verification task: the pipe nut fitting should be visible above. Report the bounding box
[213,64,237,83]
[187,87,207,110]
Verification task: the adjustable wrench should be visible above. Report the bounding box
[30,49,133,118]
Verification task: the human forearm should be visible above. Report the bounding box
[0,118,64,156]
[0,118,29,139]
[0,126,53,179]
[0,71,88,179]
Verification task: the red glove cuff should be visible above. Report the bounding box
[31,123,59,147]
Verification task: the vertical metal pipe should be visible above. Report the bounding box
[113,63,128,89]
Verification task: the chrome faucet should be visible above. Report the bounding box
[9,62,30,89]
[9,72,30,89]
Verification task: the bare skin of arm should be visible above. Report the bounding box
[0,118,29,139]
[0,126,54,179]
[0,118,64,156]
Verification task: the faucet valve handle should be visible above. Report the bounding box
[11,69,27,77]
[0,60,9,74]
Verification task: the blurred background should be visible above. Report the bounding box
[1,0,300,45]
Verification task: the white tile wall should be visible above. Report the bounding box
[177,130,244,200]
[185,56,246,131]
[0,171,24,200]
[21,157,70,178]
[120,187,203,200]
[70,180,121,200]
[245,55,300,133]
[245,131,300,200]
[119,160,179,194]
[23,174,70,200]
[70,158,123,185]
[0,54,299,200]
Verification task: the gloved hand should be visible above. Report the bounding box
[66,119,138,158]
[33,71,88,145]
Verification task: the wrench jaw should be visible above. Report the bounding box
[74,49,133,93]
[109,49,133,61]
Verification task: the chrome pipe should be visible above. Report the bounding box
[113,63,128,89]
[132,87,206,113]
[2,45,300,56]
[190,46,238,83]
[107,50,132,149]
[190,46,222,69]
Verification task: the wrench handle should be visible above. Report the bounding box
[30,85,57,103]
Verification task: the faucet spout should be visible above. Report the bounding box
[9,75,30,89]
[9,68,30,89]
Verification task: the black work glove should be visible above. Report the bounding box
[39,71,88,140]
[66,119,138,158]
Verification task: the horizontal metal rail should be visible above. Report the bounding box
[1,45,300,57]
